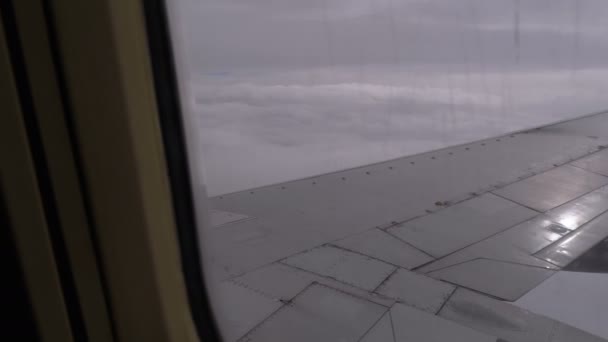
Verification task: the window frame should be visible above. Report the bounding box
[2,0,221,341]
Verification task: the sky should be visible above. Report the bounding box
[169,0,608,195]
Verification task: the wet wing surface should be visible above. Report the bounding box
[209,112,608,341]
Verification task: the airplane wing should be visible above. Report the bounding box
[205,111,608,342]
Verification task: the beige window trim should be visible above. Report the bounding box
[0,13,74,342]
[12,2,114,341]
[48,1,200,341]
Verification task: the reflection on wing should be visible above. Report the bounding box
[208,112,608,341]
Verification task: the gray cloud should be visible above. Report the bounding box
[169,0,608,195]
[176,0,608,69]
[191,67,608,194]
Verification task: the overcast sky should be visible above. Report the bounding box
[169,0,608,195]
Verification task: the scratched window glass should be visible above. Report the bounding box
[165,1,608,341]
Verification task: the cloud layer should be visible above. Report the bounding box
[168,0,608,195]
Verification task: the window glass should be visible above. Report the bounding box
[165,1,608,341]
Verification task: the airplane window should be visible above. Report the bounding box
[161,0,608,340]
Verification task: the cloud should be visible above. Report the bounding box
[173,0,608,70]
[189,66,608,195]
[165,0,608,194]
